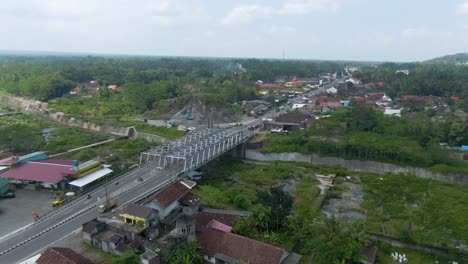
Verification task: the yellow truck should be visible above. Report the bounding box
[98,199,117,213]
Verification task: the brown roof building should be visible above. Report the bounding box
[154,181,192,208]
[199,225,300,264]
[36,247,93,264]
[196,209,300,264]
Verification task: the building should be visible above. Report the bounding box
[384,108,402,117]
[0,159,77,189]
[145,180,196,221]
[199,219,301,264]
[0,151,48,168]
[345,77,362,85]
[395,69,410,75]
[0,158,112,190]
[82,218,142,256]
[326,87,338,94]
[36,247,93,264]
[0,178,10,195]
[119,203,157,229]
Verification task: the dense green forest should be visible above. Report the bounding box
[354,63,468,98]
[0,55,349,102]
[0,54,466,105]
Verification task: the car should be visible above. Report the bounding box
[0,191,15,198]
[52,198,65,207]
[187,127,196,132]
[270,128,283,133]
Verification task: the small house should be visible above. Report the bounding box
[36,247,93,264]
[145,181,196,221]
[120,203,157,229]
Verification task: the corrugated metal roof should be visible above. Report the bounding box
[0,159,76,183]
[68,168,112,188]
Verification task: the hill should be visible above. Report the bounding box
[425,53,468,64]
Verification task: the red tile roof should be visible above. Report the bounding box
[153,181,191,208]
[0,159,76,183]
[195,212,240,232]
[207,219,233,233]
[37,247,93,264]
[199,226,285,264]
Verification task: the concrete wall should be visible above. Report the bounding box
[135,132,168,143]
[245,150,468,184]
[0,93,47,114]
[0,93,168,142]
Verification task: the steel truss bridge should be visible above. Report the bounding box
[140,119,262,176]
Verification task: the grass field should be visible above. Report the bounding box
[193,158,322,213]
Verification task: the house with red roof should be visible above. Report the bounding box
[368,92,386,100]
[198,216,301,264]
[144,180,197,221]
[36,247,93,264]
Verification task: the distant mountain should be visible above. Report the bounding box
[425,53,468,64]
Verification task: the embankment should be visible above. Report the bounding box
[245,150,467,184]
[0,93,167,143]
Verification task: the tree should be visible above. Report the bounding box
[256,187,293,231]
[309,218,370,264]
[160,241,203,264]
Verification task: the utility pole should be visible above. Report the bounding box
[104,173,109,206]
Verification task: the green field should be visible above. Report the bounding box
[360,173,468,250]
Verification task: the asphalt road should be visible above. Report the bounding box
[0,161,176,264]
[0,125,255,264]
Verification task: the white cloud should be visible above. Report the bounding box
[265,25,297,34]
[222,5,273,25]
[456,1,468,14]
[400,28,432,38]
[204,31,216,38]
[278,0,340,15]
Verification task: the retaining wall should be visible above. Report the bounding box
[0,93,167,142]
[135,132,168,143]
[245,150,468,184]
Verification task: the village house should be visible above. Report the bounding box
[36,247,93,264]
[82,218,142,256]
[144,180,197,222]
[119,203,158,229]
[199,219,301,264]
[345,77,362,85]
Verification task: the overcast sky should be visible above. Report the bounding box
[1,0,467,61]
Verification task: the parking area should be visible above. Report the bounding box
[0,188,55,239]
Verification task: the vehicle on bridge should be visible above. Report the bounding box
[52,197,65,207]
[99,199,117,213]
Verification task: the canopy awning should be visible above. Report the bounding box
[68,168,113,188]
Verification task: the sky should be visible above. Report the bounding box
[0,0,468,62]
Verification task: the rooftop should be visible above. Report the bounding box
[0,151,47,166]
[36,247,93,264]
[121,204,154,219]
[153,181,192,208]
[180,192,201,207]
[199,226,286,264]
[0,159,77,183]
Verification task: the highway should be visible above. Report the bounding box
[0,124,258,263]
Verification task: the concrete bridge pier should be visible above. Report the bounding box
[228,142,246,158]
